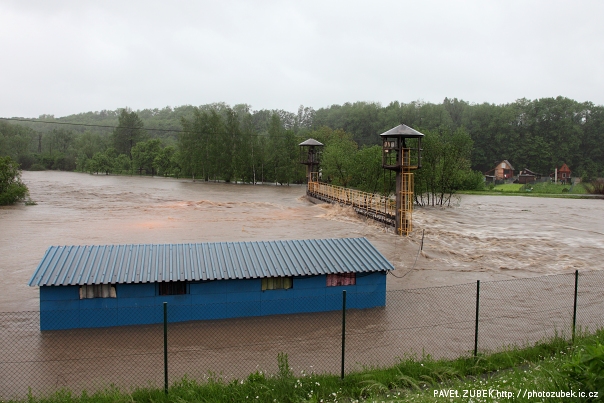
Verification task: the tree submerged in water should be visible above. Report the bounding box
[414,128,483,206]
[0,156,30,205]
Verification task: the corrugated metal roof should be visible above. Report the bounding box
[28,238,394,286]
[379,124,425,138]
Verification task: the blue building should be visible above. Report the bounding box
[28,237,394,330]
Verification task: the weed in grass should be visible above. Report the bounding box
[276,352,293,380]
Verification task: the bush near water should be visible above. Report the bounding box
[0,156,29,205]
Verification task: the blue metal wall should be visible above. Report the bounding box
[39,273,387,330]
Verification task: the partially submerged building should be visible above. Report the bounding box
[28,238,394,330]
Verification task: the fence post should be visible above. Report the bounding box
[341,290,347,380]
[164,302,168,395]
[474,280,480,357]
[572,270,579,342]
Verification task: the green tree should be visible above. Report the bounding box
[0,120,37,167]
[132,139,162,175]
[222,108,240,182]
[234,112,254,183]
[0,156,29,205]
[153,146,175,177]
[113,109,146,159]
[114,154,131,174]
[321,132,358,187]
[205,110,225,181]
[350,145,383,193]
[415,128,474,206]
[178,110,205,179]
[179,109,224,181]
[48,128,75,154]
[268,113,285,184]
[87,151,112,175]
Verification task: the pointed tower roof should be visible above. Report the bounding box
[379,124,425,138]
[299,138,324,146]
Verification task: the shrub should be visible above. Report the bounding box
[584,179,604,195]
[28,163,46,171]
[0,156,29,205]
[17,153,36,170]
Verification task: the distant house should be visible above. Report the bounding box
[558,163,572,184]
[28,238,394,330]
[550,163,572,184]
[485,160,515,181]
[518,168,542,184]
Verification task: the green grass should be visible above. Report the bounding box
[459,181,594,198]
[491,182,587,194]
[10,330,604,403]
[492,183,524,192]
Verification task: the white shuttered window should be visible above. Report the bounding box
[79,284,116,299]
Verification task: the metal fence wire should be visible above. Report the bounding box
[1,270,604,400]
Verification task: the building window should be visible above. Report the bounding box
[562,173,566,178]
[158,281,188,296]
[326,273,356,287]
[80,284,116,299]
[262,277,293,291]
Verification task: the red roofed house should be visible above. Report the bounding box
[553,163,572,184]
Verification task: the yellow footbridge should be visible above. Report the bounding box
[307,172,408,230]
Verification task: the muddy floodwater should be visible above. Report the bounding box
[1,171,604,397]
[1,171,604,312]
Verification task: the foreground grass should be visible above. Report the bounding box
[10,330,604,403]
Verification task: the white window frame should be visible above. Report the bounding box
[79,284,116,299]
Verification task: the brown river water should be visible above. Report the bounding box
[1,171,604,397]
[1,171,603,312]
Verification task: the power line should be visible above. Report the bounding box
[388,229,425,279]
[0,117,183,134]
[0,117,302,138]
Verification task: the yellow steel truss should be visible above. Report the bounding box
[399,170,413,236]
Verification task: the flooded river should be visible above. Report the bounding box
[1,171,603,312]
[1,171,604,398]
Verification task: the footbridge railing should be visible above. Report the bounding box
[307,179,396,227]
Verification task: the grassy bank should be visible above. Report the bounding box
[458,181,599,199]
[10,330,604,403]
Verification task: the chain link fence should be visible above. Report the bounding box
[1,270,604,400]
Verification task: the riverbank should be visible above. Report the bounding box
[7,329,602,403]
[458,190,604,199]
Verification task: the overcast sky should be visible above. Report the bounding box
[2,0,603,118]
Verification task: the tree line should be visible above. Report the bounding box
[1,96,603,203]
[312,97,604,179]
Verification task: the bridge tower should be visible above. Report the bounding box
[299,138,324,185]
[381,125,424,236]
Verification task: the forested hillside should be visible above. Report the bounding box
[1,97,603,191]
[311,97,604,177]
